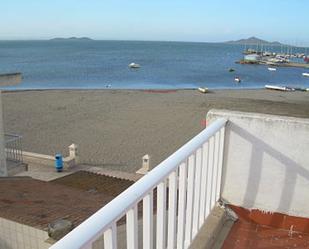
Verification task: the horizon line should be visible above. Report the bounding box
[0,38,302,47]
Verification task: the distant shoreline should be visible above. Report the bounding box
[1,87,266,93]
[49,37,93,41]
[0,39,307,47]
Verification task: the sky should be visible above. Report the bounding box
[1,0,309,45]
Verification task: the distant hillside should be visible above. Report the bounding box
[225,36,283,46]
[50,37,93,41]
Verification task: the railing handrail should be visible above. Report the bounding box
[50,118,227,249]
[5,133,22,143]
[5,133,22,137]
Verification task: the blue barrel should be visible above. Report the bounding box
[55,154,63,172]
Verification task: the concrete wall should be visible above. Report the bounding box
[0,217,50,249]
[0,73,22,176]
[0,215,109,249]
[21,144,78,169]
[0,92,7,176]
[207,110,309,218]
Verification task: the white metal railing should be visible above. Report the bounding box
[5,133,23,165]
[50,118,227,249]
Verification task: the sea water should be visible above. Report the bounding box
[0,40,308,90]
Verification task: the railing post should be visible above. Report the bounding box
[104,223,117,249]
[216,127,226,201]
[192,148,202,238]
[205,136,215,218]
[211,132,220,208]
[126,205,138,249]
[199,142,209,227]
[69,143,79,163]
[156,181,167,249]
[167,170,178,249]
[184,154,196,248]
[143,191,154,249]
[177,162,187,249]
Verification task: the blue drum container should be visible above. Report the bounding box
[55,154,63,172]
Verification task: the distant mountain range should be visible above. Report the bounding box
[225,37,284,46]
[50,37,93,41]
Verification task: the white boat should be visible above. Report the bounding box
[198,87,208,93]
[268,67,277,71]
[265,85,294,92]
[234,77,241,83]
[128,63,140,69]
[302,73,309,77]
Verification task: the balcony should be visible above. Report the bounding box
[50,109,309,249]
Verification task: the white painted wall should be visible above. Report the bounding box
[0,92,7,176]
[0,217,51,249]
[0,215,109,249]
[0,73,22,176]
[207,109,309,218]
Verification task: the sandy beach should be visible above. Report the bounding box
[2,89,309,173]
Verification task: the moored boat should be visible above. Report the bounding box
[198,87,208,93]
[302,73,309,77]
[293,87,309,92]
[234,77,241,83]
[268,67,277,71]
[128,63,140,68]
[265,85,294,92]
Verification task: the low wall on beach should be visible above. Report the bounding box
[22,144,78,169]
[207,109,309,218]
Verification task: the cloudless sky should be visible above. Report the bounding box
[1,0,309,45]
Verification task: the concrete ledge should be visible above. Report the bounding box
[207,108,309,125]
[189,205,237,249]
[22,151,75,169]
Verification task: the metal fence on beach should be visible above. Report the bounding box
[5,133,23,165]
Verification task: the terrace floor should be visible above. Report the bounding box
[0,172,135,230]
[222,206,309,249]
[15,162,141,182]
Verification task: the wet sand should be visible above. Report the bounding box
[3,89,309,172]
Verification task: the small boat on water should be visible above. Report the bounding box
[268,67,277,71]
[265,85,294,92]
[234,77,241,83]
[198,87,208,93]
[302,73,309,77]
[128,63,140,69]
[293,87,309,92]
[229,68,235,72]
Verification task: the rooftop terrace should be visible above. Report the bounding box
[45,110,309,249]
[2,109,309,249]
[0,172,134,230]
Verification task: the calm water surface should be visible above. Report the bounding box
[0,40,308,90]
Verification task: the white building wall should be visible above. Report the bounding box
[0,92,7,176]
[0,73,22,176]
[207,109,309,218]
[0,216,111,249]
[0,217,51,249]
